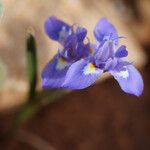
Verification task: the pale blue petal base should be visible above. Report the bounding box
[42,55,69,88]
[62,59,103,89]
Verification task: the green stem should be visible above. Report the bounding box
[14,89,66,127]
[26,32,37,101]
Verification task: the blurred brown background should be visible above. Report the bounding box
[0,0,150,149]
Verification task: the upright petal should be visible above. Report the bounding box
[63,35,90,61]
[41,55,69,88]
[63,34,78,60]
[44,16,71,42]
[73,42,90,60]
[94,17,118,44]
[111,65,144,96]
[105,58,118,70]
[76,27,87,42]
[95,40,114,62]
[62,59,103,89]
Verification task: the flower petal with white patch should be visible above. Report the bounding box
[111,65,144,96]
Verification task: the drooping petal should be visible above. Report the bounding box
[94,17,118,44]
[44,16,71,42]
[113,60,132,71]
[62,59,103,89]
[115,45,128,58]
[111,65,144,96]
[41,55,69,88]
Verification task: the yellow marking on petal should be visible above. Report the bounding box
[88,63,95,69]
[59,57,66,63]
[84,63,99,75]
[56,57,68,70]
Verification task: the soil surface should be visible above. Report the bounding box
[0,44,150,150]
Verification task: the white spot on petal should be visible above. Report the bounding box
[117,69,129,79]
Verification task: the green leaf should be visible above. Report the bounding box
[26,32,37,101]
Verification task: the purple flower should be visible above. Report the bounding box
[42,16,91,88]
[62,18,143,96]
